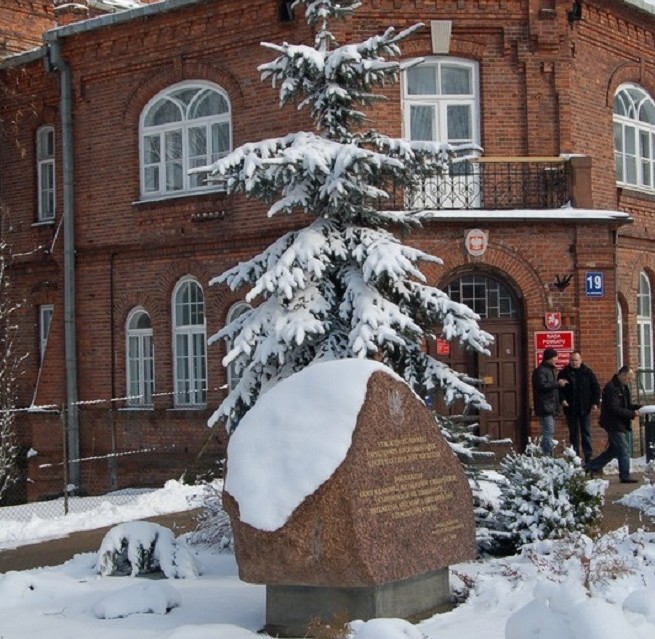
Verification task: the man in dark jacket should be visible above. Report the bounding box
[532,348,568,455]
[558,351,600,463]
[585,365,640,483]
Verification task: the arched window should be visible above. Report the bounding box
[140,82,231,198]
[226,302,252,391]
[126,308,154,407]
[445,274,517,319]
[614,84,655,189]
[173,278,207,406]
[637,272,654,393]
[36,125,55,221]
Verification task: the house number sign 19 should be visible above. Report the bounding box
[584,271,604,298]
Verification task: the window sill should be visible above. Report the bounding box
[31,220,55,227]
[133,187,227,207]
[617,186,655,203]
[167,406,208,412]
[119,406,154,412]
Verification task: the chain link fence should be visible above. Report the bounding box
[0,400,225,522]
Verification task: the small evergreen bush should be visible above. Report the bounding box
[189,483,234,552]
[489,443,604,554]
[96,521,199,578]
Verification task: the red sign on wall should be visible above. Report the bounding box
[534,331,575,368]
[435,338,450,356]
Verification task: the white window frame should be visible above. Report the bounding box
[37,126,55,221]
[226,302,252,391]
[617,300,624,369]
[139,81,232,199]
[173,277,207,407]
[402,57,481,208]
[39,304,53,362]
[445,274,517,319]
[614,84,655,191]
[402,57,480,151]
[637,272,654,393]
[125,307,155,408]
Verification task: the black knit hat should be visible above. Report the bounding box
[542,348,558,361]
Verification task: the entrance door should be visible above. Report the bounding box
[441,274,526,450]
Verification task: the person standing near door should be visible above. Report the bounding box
[557,351,600,463]
[532,348,568,455]
[585,365,640,483]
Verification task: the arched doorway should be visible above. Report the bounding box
[439,272,526,450]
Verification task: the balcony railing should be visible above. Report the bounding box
[388,157,573,211]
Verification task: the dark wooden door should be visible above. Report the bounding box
[478,322,525,449]
[433,320,525,450]
[435,272,526,450]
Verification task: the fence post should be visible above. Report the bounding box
[61,403,69,515]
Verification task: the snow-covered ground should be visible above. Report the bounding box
[0,477,654,639]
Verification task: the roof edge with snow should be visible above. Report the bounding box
[406,208,633,224]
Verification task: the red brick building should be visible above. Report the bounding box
[1,0,654,500]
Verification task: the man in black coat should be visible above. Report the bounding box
[558,351,600,463]
[532,348,568,455]
[585,365,640,483]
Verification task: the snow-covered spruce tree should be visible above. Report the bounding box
[197,0,492,433]
[0,209,22,503]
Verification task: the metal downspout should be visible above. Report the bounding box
[46,38,80,489]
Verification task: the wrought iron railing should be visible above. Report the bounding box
[387,157,570,211]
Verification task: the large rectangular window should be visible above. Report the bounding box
[37,127,55,221]
[403,58,480,209]
[39,304,53,362]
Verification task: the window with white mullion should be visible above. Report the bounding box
[641,129,654,187]
[37,126,55,221]
[140,81,232,198]
[175,330,206,405]
[637,272,654,393]
[403,58,480,208]
[164,129,184,192]
[143,134,162,194]
[39,304,53,362]
[188,125,209,189]
[173,278,207,407]
[126,309,154,408]
[617,301,624,368]
[614,84,655,191]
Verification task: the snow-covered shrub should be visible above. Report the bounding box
[92,581,181,619]
[96,521,199,579]
[489,443,604,554]
[347,618,427,639]
[188,482,233,552]
[521,528,637,594]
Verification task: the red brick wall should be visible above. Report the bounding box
[0,0,53,58]
[4,0,655,497]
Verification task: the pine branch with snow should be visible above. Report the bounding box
[196,0,493,433]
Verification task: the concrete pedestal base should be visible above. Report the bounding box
[265,569,451,638]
